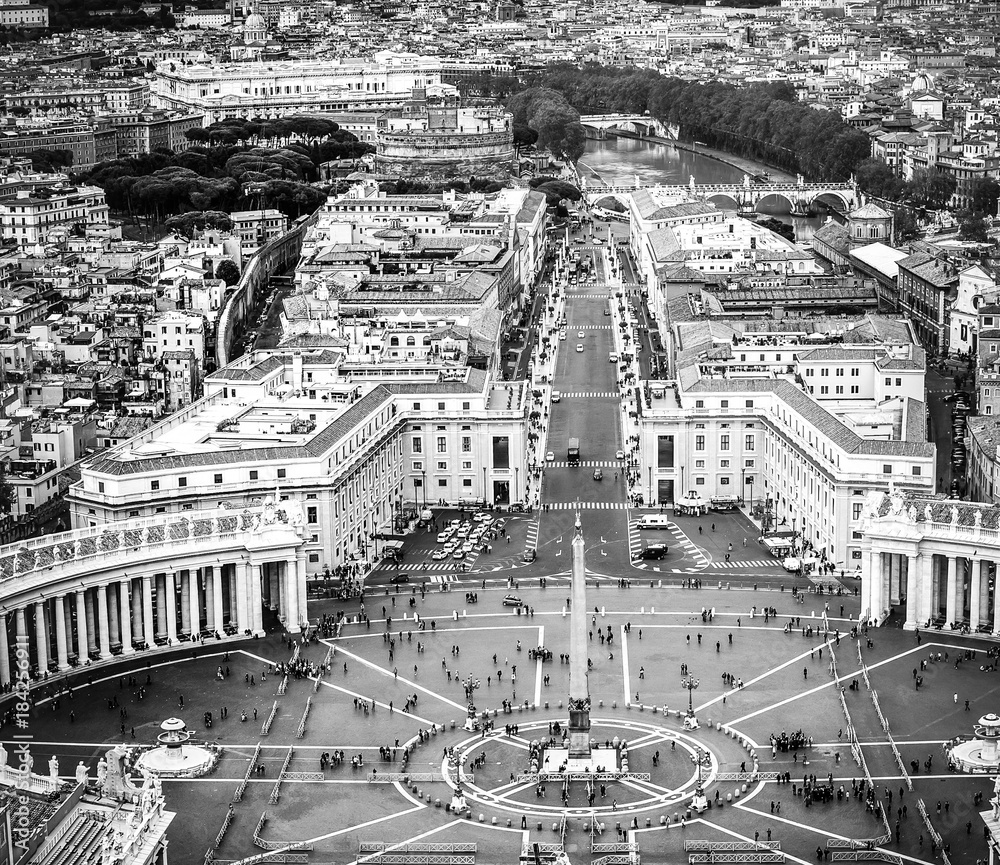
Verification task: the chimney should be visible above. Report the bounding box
[291,351,303,391]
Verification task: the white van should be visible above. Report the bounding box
[639,515,671,529]
[609,352,619,363]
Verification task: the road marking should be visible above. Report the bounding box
[621,625,631,706]
[534,625,544,707]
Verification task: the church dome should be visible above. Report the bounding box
[244,12,266,30]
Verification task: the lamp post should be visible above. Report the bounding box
[421,470,426,510]
[740,467,746,505]
[681,672,700,717]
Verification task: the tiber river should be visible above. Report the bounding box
[578,136,826,243]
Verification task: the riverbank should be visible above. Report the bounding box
[653,136,797,183]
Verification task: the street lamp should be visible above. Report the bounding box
[421,470,426,510]
[681,672,700,717]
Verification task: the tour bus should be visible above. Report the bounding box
[709,496,740,512]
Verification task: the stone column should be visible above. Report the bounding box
[284,557,302,633]
[63,601,72,661]
[980,561,991,630]
[131,581,142,644]
[107,584,119,650]
[946,556,958,627]
[84,590,97,655]
[970,559,982,631]
[269,569,279,611]
[143,575,155,648]
[188,570,201,638]
[164,571,177,643]
[250,563,264,636]
[54,596,68,671]
[214,566,225,630]
[868,551,883,623]
[34,601,48,673]
[235,565,249,633]
[179,570,191,635]
[229,570,238,625]
[154,574,167,639]
[904,554,919,630]
[993,563,1000,635]
[75,591,88,661]
[96,585,111,659]
[205,566,216,632]
[119,580,133,655]
[0,613,10,687]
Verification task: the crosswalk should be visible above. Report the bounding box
[543,501,630,509]
[558,392,621,399]
[545,460,624,468]
[703,559,783,570]
[627,518,709,568]
[570,325,613,330]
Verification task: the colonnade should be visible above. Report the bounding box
[0,556,306,686]
[868,549,998,632]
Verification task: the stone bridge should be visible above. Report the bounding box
[579,115,677,140]
[0,502,306,687]
[584,176,858,215]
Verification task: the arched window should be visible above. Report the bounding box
[423,336,431,346]
[406,336,416,347]
[389,336,399,347]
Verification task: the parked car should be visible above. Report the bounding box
[503,595,523,607]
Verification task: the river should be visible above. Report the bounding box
[578,136,825,243]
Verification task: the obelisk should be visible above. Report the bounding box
[567,511,591,759]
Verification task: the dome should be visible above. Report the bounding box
[244,12,265,30]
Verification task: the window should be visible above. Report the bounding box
[413,437,423,454]
[307,506,318,523]
[820,368,829,377]
[883,464,892,474]
[151,480,159,491]
[721,400,729,409]
[850,386,859,394]
[885,377,892,385]
[720,477,730,485]
[745,435,755,451]
[695,435,705,451]
[820,386,829,394]
[438,479,447,487]
[179,477,187,488]
[462,461,472,470]
[720,459,730,468]
[695,477,705,485]
[695,460,705,468]
[492,436,510,469]
[912,466,921,476]
[987,389,992,398]
[988,406,994,416]
[413,402,420,411]
[852,503,863,520]
[896,378,902,387]
[462,436,471,452]
[835,386,844,394]
[462,402,470,411]
[695,400,704,408]
[214,474,223,484]
[745,459,755,468]
[746,400,754,408]
[657,435,674,468]
[836,368,844,377]
[250,470,258,480]
[851,368,859,376]
[437,437,447,453]
[720,435,730,451]
[278,468,286,479]
[463,478,472,487]
[438,402,445,411]
[437,461,447,470]
[413,461,423,470]
[308,553,320,564]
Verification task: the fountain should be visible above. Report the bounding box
[948,713,1000,773]
[135,718,217,777]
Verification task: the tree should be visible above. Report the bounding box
[215,259,241,286]
[165,210,233,238]
[959,213,990,243]
[907,169,957,210]
[893,208,921,243]
[972,178,1000,217]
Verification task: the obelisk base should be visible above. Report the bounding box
[568,707,591,759]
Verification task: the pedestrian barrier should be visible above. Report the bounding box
[252,812,314,852]
[268,747,293,804]
[233,743,261,802]
[685,842,780,851]
[367,771,445,783]
[688,854,783,863]
[716,772,778,782]
[277,675,289,696]
[215,806,235,848]
[358,843,476,864]
[260,702,278,736]
[295,697,312,738]
[830,852,904,865]
[517,771,650,783]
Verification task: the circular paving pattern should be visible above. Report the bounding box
[442,716,718,816]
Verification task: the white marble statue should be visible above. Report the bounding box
[976,511,983,528]
[951,506,960,526]
[925,505,934,523]
[96,758,107,788]
[907,506,917,524]
[48,755,58,780]
[76,761,88,785]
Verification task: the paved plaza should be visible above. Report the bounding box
[14,569,1000,865]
